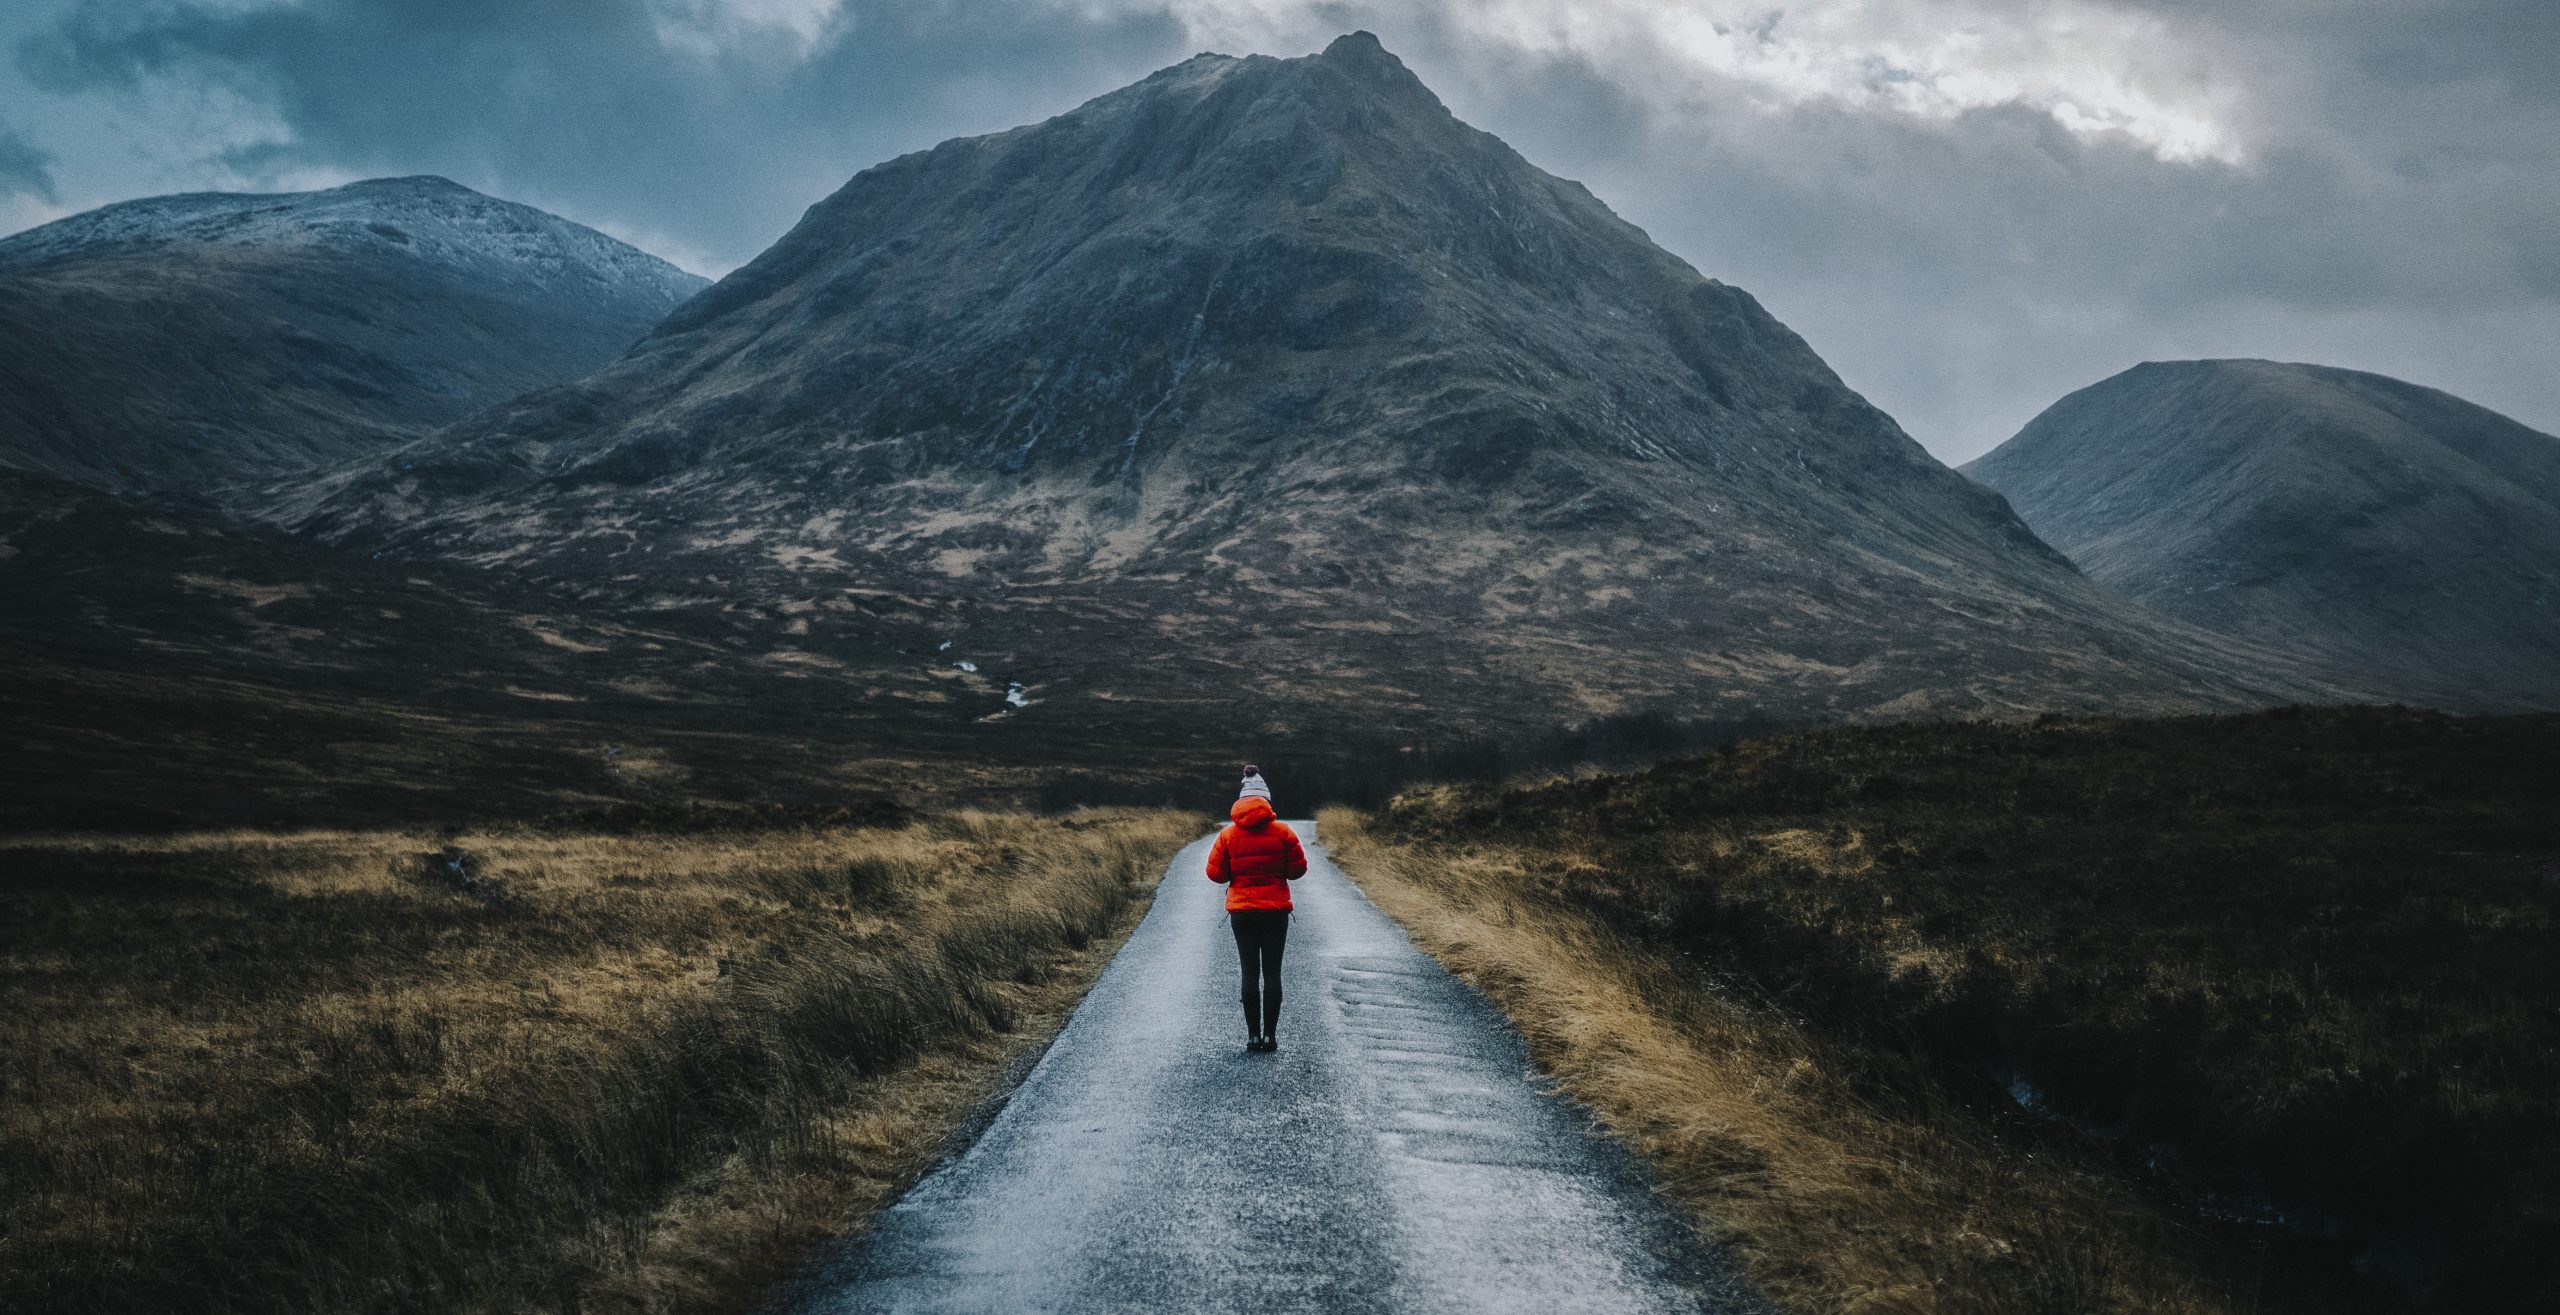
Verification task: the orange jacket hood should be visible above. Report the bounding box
[1207,802,1306,912]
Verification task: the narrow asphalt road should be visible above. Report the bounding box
[772,821,1759,1315]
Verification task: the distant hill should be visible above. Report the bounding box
[1965,359,2560,711]
[0,176,706,494]
[272,34,2336,738]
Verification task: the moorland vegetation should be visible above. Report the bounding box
[1329,705,2560,1314]
[0,807,1195,1315]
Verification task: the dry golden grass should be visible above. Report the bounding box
[1322,806,2250,1315]
[0,809,1198,1314]
[1335,709,2560,1312]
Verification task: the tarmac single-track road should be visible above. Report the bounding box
[772,820,1761,1314]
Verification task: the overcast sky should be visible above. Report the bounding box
[3,0,2552,461]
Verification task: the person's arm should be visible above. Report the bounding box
[1282,827,1308,881]
[1206,829,1233,884]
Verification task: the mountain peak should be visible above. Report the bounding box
[459,36,1951,499]
[1307,30,1439,108]
[0,174,703,311]
[0,176,707,493]
[1967,359,2560,710]
[1318,30,1399,76]
[341,174,477,197]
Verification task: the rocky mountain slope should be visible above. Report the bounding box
[0,464,1141,829]
[0,176,706,494]
[1965,360,2560,711]
[273,34,2342,739]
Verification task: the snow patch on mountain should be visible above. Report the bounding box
[0,176,703,303]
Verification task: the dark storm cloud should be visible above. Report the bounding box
[1386,0,2560,453]
[0,118,56,201]
[5,0,2555,456]
[2160,0,2560,104]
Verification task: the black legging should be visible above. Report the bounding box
[1230,909,1289,1039]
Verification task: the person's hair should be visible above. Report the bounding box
[1242,763,1261,777]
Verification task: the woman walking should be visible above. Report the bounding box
[1206,776,1306,1053]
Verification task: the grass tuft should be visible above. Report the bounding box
[0,808,1197,1314]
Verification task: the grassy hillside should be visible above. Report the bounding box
[0,808,1197,1314]
[1330,706,2559,1313]
[0,469,1277,830]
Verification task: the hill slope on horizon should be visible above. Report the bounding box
[265,33,2341,739]
[0,176,707,495]
[1964,359,2560,711]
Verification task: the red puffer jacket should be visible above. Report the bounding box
[1206,797,1307,912]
